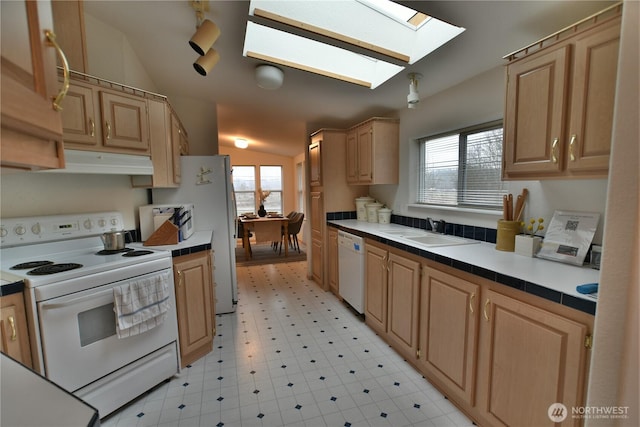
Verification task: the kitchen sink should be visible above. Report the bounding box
[380,229,428,238]
[405,234,479,247]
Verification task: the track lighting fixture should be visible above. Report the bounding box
[189,0,220,76]
[407,73,422,109]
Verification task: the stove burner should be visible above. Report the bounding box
[97,248,134,255]
[122,250,154,257]
[27,263,83,276]
[10,261,54,270]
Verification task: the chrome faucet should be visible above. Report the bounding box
[428,218,446,233]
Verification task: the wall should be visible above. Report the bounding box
[586,0,639,424]
[370,65,609,243]
[0,173,148,228]
[219,146,297,218]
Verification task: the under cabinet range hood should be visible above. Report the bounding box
[43,150,154,175]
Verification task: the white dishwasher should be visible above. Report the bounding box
[338,230,366,314]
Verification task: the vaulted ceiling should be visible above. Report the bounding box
[83,1,615,157]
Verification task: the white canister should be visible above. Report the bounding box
[355,197,374,221]
[366,202,383,223]
[377,208,392,224]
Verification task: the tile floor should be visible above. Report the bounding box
[102,261,474,427]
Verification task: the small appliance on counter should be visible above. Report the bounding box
[139,203,195,242]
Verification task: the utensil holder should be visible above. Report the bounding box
[496,220,521,251]
[515,235,542,257]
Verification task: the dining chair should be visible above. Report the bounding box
[279,212,304,254]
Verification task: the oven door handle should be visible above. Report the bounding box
[39,287,114,310]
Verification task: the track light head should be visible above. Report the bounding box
[407,73,422,109]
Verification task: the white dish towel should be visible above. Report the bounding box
[113,270,171,339]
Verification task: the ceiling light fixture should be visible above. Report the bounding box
[189,0,220,76]
[407,72,422,109]
[234,138,249,149]
[255,64,284,90]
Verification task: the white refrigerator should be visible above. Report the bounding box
[152,155,237,314]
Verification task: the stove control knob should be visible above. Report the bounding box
[14,225,26,236]
[31,223,41,235]
[83,219,93,230]
[0,227,7,238]
[98,219,106,228]
[110,218,119,227]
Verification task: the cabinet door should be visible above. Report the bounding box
[345,129,358,184]
[310,191,324,285]
[0,293,33,368]
[420,267,479,406]
[309,138,322,187]
[311,238,323,286]
[364,244,388,335]
[174,252,214,368]
[386,252,420,361]
[356,123,373,183]
[566,21,620,173]
[62,82,99,146]
[1,0,64,170]
[478,290,588,427]
[100,91,149,153]
[503,46,569,177]
[328,228,339,296]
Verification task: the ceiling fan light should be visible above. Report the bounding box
[189,19,220,56]
[255,64,284,90]
[193,48,220,76]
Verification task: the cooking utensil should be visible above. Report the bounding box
[101,230,128,251]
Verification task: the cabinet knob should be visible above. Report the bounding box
[105,122,111,140]
[89,119,95,137]
[8,315,17,341]
[45,30,70,112]
[469,292,476,314]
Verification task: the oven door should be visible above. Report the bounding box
[37,269,178,392]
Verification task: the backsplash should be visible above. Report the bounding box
[326,211,498,244]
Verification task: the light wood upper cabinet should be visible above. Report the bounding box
[503,12,621,179]
[476,290,589,427]
[173,251,215,368]
[419,267,479,407]
[50,0,87,73]
[309,137,322,187]
[1,0,65,171]
[62,79,150,155]
[346,118,399,185]
[1,292,33,369]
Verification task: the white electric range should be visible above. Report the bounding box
[0,212,180,419]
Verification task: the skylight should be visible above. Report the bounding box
[243,0,465,89]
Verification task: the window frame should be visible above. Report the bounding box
[417,120,506,210]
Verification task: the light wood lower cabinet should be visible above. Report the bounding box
[476,289,589,427]
[0,292,32,368]
[173,251,215,368]
[364,241,421,361]
[358,239,593,426]
[419,267,479,407]
[310,191,324,285]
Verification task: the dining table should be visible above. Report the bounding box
[240,216,289,260]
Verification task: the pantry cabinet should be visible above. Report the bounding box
[327,228,339,297]
[345,118,399,185]
[307,129,367,289]
[419,267,479,407]
[173,251,215,368]
[476,289,589,427]
[0,292,33,368]
[503,10,621,179]
[1,0,65,171]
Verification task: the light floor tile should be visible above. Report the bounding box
[101,261,472,427]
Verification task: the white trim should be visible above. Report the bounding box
[407,203,503,216]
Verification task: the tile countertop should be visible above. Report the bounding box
[133,230,213,256]
[329,220,599,315]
